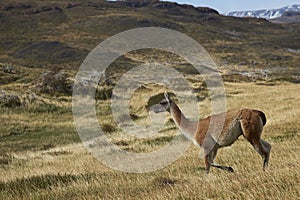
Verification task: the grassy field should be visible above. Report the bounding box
[0,1,299,198]
[0,72,299,199]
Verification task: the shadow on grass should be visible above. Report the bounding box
[194,166,206,172]
[142,135,174,146]
[153,177,177,187]
[270,131,298,142]
[0,173,96,194]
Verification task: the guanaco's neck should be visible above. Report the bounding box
[169,101,198,141]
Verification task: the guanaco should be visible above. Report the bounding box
[155,92,271,173]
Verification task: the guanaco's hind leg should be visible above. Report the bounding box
[241,120,271,170]
[253,139,271,170]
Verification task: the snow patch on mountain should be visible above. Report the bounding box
[224,4,300,19]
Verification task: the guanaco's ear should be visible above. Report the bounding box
[164,91,170,102]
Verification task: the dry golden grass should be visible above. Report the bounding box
[0,81,299,199]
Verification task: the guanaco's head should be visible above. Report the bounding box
[151,92,173,113]
[154,91,172,113]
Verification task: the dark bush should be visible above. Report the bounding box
[36,66,73,95]
[0,90,22,107]
[96,87,113,100]
[101,123,116,133]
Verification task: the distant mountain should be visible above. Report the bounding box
[270,11,300,23]
[224,4,300,20]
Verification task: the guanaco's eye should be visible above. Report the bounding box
[160,100,168,105]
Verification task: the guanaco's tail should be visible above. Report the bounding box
[257,110,267,126]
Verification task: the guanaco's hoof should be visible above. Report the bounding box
[227,167,234,173]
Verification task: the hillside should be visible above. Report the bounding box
[0,0,300,77]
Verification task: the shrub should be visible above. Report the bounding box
[101,123,116,133]
[95,87,113,100]
[36,65,73,95]
[0,153,13,165]
[0,90,22,107]
[1,63,16,74]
